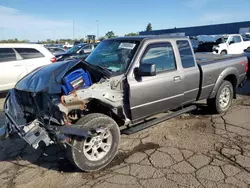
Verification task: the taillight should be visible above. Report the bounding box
[245,60,248,73]
[50,57,56,63]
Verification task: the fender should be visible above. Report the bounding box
[217,43,228,54]
[208,67,239,99]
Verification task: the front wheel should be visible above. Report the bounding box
[207,80,233,114]
[67,113,120,172]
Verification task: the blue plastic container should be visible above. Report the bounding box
[62,69,92,94]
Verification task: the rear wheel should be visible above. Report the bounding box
[67,113,120,172]
[207,81,233,114]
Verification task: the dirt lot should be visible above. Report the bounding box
[1,81,250,188]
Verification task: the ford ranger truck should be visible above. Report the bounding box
[3,36,248,172]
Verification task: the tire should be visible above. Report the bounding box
[207,80,233,114]
[67,113,120,172]
[220,50,227,55]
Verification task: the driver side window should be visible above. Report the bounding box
[141,42,176,73]
[228,37,234,44]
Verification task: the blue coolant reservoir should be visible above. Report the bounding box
[62,68,92,94]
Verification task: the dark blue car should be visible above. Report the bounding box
[55,43,99,61]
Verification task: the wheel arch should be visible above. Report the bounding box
[220,49,227,54]
[208,67,239,99]
[86,99,128,126]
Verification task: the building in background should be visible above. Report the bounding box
[139,21,250,37]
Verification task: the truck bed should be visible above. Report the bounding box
[195,52,244,64]
[194,52,247,100]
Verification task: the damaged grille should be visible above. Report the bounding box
[13,89,64,124]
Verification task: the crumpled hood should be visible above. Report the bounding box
[15,60,91,94]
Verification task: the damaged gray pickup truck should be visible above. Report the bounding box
[3,36,248,172]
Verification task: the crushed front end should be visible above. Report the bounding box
[4,89,90,149]
[3,60,127,150]
[4,90,54,148]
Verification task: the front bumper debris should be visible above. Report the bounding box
[5,98,53,149]
[3,89,90,149]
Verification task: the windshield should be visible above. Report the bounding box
[66,44,85,54]
[222,36,228,42]
[85,40,140,74]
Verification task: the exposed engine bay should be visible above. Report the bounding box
[4,60,128,149]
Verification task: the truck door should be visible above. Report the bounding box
[228,36,243,54]
[176,40,200,104]
[128,41,185,121]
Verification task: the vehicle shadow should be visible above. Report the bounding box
[0,135,80,172]
[190,103,214,116]
[0,135,160,174]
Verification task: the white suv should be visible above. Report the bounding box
[0,43,56,92]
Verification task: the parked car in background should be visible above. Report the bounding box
[213,34,250,54]
[0,43,56,92]
[73,41,84,46]
[242,33,250,40]
[46,47,66,55]
[44,44,63,49]
[190,39,200,52]
[196,42,217,52]
[195,36,224,53]
[63,43,73,49]
[56,43,99,61]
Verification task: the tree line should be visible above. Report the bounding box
[0,23,153,43]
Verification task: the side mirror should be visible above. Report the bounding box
[135,64,156,76]
[229,41,235,45]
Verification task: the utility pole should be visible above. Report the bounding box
[96,20,99,39]
[73,20,75,40]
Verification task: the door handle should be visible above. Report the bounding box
[14,64,22,67]
[173,76,181,82]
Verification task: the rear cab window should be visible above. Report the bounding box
[141,42,176,73]
[176,40,196,68]
[0,48,17,63]
[15,48,44,59]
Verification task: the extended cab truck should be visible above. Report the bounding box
[212,34,250,54]
[3,36,248,172]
